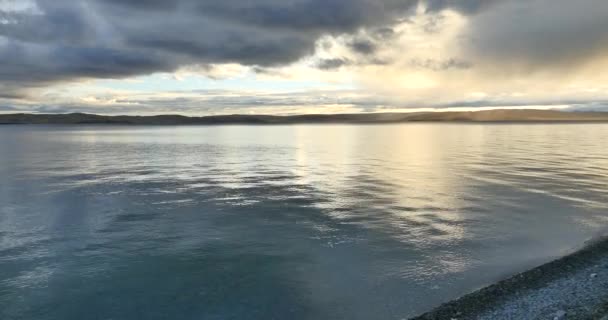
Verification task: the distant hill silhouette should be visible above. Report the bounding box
[2,110,608,125]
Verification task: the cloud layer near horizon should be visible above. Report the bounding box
[1,0,608,114]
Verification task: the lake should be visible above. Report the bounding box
[1,124,608,319]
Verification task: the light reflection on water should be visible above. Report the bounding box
[1,124,608,319]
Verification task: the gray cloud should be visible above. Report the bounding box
[0,104,20,111]
[463,0,608,72]
[348,38,377,55]
[0,0,514,93]
[425,99,608,110]
[425,0,502,14]
[0,88,394,115]
[317,58,351,70]
[118,89,387,109]
[0,90,26,99]
[4,86,608,115]
[409,58,473,71]
[566,102,608,112]
[1,0,607,106]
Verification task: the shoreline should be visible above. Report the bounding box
[411,237,608,319]
[2,110,608,125]
[3,120,608,126]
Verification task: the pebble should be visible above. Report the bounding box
[553,310,567,320]
[590,273,598,278]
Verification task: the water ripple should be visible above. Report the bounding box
[1,124,608,319]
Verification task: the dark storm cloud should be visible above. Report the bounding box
[0,3,94,44]
[190,0,425,35]
[0,0,512,90]
[1,0,608,99]
[0,0,419,93]
[0,39,174,82]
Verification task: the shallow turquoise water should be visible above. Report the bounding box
[1,124,608,319]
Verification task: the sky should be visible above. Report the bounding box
[1,0,608,115]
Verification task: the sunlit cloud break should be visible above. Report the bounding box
[1,0,608,115]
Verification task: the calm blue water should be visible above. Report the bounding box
[1,124,608,320]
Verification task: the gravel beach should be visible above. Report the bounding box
[411,237,608,320]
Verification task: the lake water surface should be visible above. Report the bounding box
[1,124,608,319]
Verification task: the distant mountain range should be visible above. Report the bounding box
[2,110,608,125]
